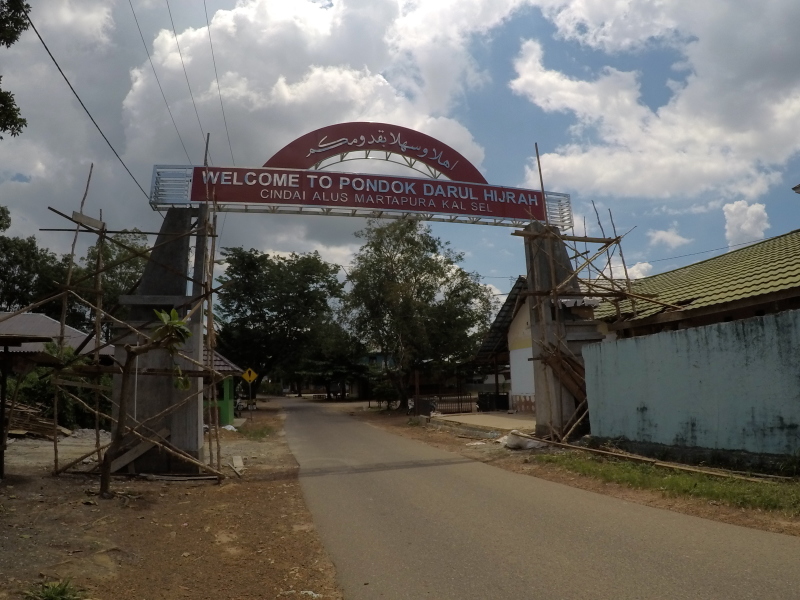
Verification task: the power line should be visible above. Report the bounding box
[165,0,210,164]
[203,0,235,166]
[646,237,768,263]
[128,0,192,164]
[24,11,149,200]
[476,234,775,278]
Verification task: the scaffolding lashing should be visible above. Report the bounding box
[515,205,673,442]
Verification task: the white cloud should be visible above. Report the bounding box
[37,2,115,46]
[723,200,770,247]
[387,0,534,112]
[512,2,800,203]
[646,223,692,249]
[597,256,651,281]
[1,0,517,262]
[627,261,653,279]
[533,0,681,53]
[650,200,723,216]
[486,283,507,305]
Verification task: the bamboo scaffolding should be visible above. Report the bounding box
[60,386,224,478]
[0,188,231,482]
[92,220,105,462]
[518,151,647,441]
[53,165,95,473]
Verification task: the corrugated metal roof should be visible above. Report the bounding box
[473,277,527,364]
[595,229,800,321]
[0,312,113,356]
[473,277,604,363]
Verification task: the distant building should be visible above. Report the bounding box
[0,312,113,360]
[473,277,601,415]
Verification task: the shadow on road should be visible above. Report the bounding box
[298,456,473,478]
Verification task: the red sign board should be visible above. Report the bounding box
[264,122,488,185]
[191,167,545,222]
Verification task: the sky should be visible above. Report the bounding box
[2,0,800,299]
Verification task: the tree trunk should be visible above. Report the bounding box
[388,371,409,410]
[252,373,266,399]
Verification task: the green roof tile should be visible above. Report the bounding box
[595,229,800,321]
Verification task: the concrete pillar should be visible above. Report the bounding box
[524,221,581,438]
[113,207,206,472]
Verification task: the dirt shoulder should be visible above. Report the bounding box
[346,405,800,538]
[0,403,342,600]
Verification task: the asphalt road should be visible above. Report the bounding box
[282,399,800,599]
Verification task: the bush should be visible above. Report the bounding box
[24,580,85,600]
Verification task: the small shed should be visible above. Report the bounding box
[0,312,114,359]
[202,348,243,426]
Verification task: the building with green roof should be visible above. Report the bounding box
[586,230,800,456]
[596,229,800,337]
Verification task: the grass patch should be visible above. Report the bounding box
[25,580,85,600]
[533,451,800,514]
[239,424,274,441]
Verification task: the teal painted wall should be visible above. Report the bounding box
[583,310,800,455]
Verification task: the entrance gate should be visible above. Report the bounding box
[118,122,580,471]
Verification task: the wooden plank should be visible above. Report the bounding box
[71,211,106,230]
[511,230,620,244]
[110,428,170,473]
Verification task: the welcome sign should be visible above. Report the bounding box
[191,166,545,222]
[151,122,569,227]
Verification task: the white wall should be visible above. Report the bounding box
[510,347,534,397]
[508,298,534,412]
[584,310,800,455]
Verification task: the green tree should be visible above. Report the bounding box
[0,234,63,312]
[216,248,343,395]
[343,220,496,406]
[0,205,9,231]
[0,209,88,329]
[0,1,30,139]
[81,229,149,334]
[298,318,368,399]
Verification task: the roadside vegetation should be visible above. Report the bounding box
[533,451,800,514]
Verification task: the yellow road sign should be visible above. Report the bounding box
[242,368,258,383]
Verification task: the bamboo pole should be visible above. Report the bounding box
[60,387,224,478]
[509,430,777,484]
[69,289,228,377]
[54,441,113,475]
[92,219,105,462]
[608,209,636,317]
[207,213,222,471]
[0,291,69,326]
[53,165,94,474]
